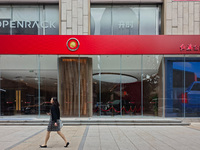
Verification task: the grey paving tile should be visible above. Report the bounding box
[141,127,189,150]
[83,137,101,150]
[109,127,137,150]
[0,126,45,150]
[119,127,156,150]
[2,125,200,150]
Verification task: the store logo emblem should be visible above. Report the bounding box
[66,38,80,52]
[180,44,199,51]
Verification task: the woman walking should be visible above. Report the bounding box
[40,97,69,148]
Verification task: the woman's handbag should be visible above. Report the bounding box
[59,120,63,129]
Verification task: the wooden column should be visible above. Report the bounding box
[59,57,92,117]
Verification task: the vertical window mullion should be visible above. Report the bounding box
[141,55,143,117]
[120,55,122,116]
[37,55,41,118]
[10,5,13,35]
[43,5,46,35]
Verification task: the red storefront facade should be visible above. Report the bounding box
[1,35,199,55]
[1,35,200,118]
[1,0,200,118]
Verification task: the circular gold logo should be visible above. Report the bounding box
[66,38,80,51]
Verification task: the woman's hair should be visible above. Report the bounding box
[52,97,60,107]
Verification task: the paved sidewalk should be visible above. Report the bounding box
[1,123,200,150]
[0,126,46,150]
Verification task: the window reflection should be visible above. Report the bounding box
[2,54,200,118]
[0,55,58,116]
[91,5,161,35]
[0,5,59,35]
[92,55,163,117]
[166,57,200,117]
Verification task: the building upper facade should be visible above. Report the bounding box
[0,0,200,35]
[164,0,200,35]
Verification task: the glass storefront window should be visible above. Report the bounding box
[0,55,38,115]
[165,55,200,117]
[1,54,200,118]
[91,5,161,35]
[0,55,58,116]
[44,5,59,35]
[142,55,163,117]
[90,6,112,35]
[95,55,121,116]
[92,55,163,117]
[139,6,160,35]
[0,5,59,35]
[12,6,41,35]
[165,56,185,117]
[0,6,11,35]
[112,5,139,35]
[39,55,58,115]
[121,55,142,116]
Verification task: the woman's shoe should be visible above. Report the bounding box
[64,142,70,148]
[40,145,47,148]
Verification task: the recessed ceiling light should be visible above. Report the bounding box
[93,73,137,83]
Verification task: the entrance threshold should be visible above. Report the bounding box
[0,115,190,126]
